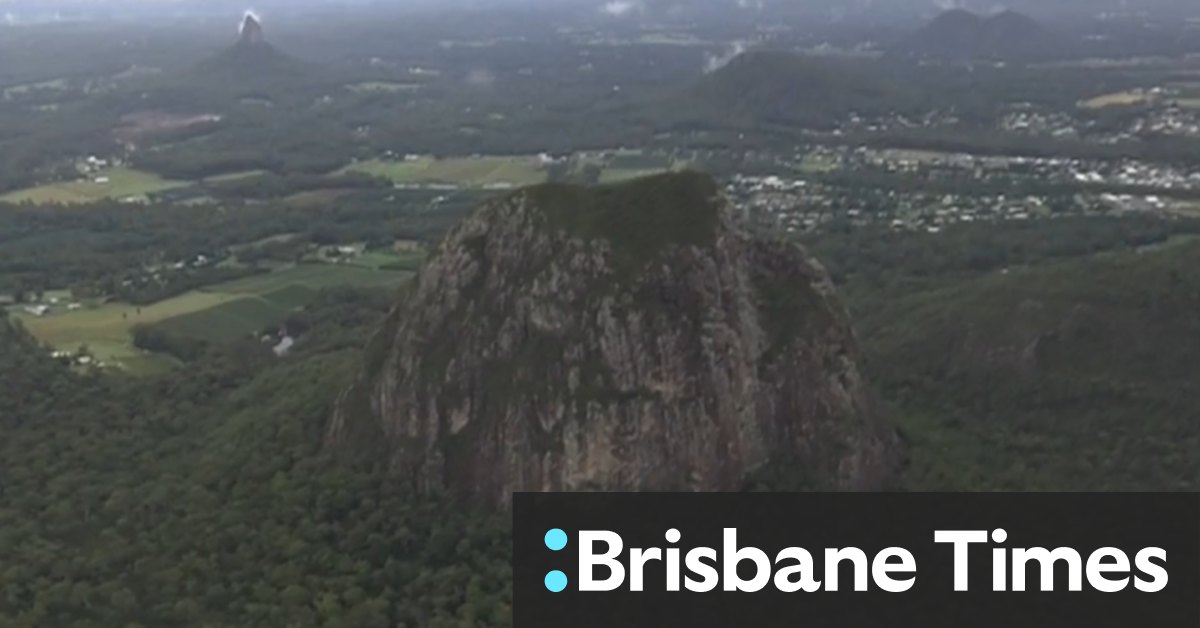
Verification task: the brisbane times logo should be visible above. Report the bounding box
[535,527,1168,594]
[513,493,1200,628]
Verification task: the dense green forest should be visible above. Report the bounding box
[804,214,1200,300]
[805,218,1200,490]
[860,240,1200,490]
[0,293,511,627]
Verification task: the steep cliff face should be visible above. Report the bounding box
[329,172,896,507]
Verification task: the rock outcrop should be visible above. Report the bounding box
[192,12,302,84]
[329,172,896,508]
[239,13,265,47]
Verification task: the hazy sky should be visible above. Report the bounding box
[0,0,1195,21]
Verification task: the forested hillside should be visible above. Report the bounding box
[862,239,1200,490]
[0,302,511,627]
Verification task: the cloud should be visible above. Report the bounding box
[600,1,640,17]
[932,0,967,10]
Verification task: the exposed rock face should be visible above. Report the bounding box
[239,14,265,47]
[329,173,896,508]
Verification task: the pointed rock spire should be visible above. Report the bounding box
[239,13,265,46]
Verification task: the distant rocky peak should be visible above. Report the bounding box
[239,12,265,46]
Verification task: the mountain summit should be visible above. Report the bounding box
[238,13,265,47]
[328,172,898,508]
[192,12,302,85]
[899,9,1059,61]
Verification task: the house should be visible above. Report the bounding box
[83,156,109,172]
[272,336,295,357]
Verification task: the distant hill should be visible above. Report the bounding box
[191,14,306,86]
[672,50,915,130]
[898,9,1061,61]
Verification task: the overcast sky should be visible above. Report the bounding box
[1,0,1196,22]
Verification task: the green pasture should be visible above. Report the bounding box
[1079,90,1153,109]
[346,82,423,93]
[345,156,548,187]
[0,167,188,205]
[15,263,410,373]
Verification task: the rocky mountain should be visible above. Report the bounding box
[192,13,302,84]
[328,172,897,508]
[899,9,1060,61]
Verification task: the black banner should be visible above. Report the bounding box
[514,493,1200,627]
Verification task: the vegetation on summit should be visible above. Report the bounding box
[529,171,722,277]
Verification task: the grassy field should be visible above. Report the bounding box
[15,291,236,374]
[14,264,410,374]
[346,81,423,93]
[798,152,839,173]
[351,249,427,271]
[1079,90,1153,109]
[346,156,548,187]
[280,188,357,207]
[1165,200,1200,218]
[596,152,677,183]
[598,168,670,184]
[878,148,957,163]
[2,78,69,99]
[346,153,683,189]
[202,170,268,183]
[150,293,302,344]
[212,263,407,293]
[0,167,188,205]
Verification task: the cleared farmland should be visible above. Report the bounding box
[0,167,188,205]
[1078,90,1154,109]
[14,263,410,373]
[345,156,548,187]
